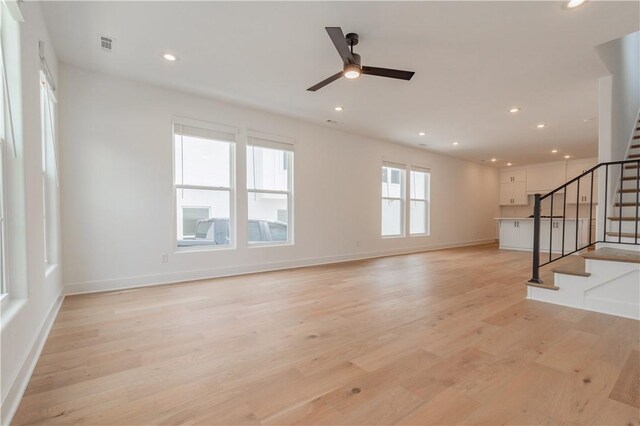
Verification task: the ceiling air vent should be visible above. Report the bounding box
[99,35,114,52]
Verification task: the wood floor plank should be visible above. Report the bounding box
[610,350,640,409]
[11,243,640,425]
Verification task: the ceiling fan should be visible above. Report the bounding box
[307,27,415,92]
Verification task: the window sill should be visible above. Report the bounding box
[382,235,406,239]
[248,241,294,248]
[410,233,431,237]
[174,244,236,254]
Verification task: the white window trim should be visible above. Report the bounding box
[381,163,406,238]
[172,117,237,252]
[246,138,294,247]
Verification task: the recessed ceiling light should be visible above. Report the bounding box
[564,155,571,159]
[491,158,497,162]
[452,141,459,146]
[507,163,512,166]
[163,53,178,61]
[536,123,546,129]
[334,106,343,111]
[509,107,521,113]
[566,0,587,9]
[418,132,426,136]
[551,149,558,153]
[419,143,427,147]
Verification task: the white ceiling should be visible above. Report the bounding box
[41,1,640,167]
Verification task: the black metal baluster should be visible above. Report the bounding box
[589,171,594,245]
[604,165,608,242]
[619,163,623,243]
[576,178,580,251]
[529,194,542,284]
[636,160,639,244]
[549,196,553,262]
[562,188,566,256]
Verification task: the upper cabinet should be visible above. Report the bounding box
[499,168,527,205]
[498,158,598,206]
[500,168,526,184]
[526,162,566,194]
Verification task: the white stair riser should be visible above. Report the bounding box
[597,242,640,252]
[609,205,640,216]
[608,220,640,233]
[617,192,640,203]
[621,179,640,189]
[604,235,639,244]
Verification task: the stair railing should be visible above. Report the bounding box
[529,158,640,284]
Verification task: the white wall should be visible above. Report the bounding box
[60,65,500,294]
[0,2,63,424]
[596,31,640,163]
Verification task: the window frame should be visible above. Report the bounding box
[246,131,294,247]
[381,163,406,238]
[409,167,431,236]
[172,117,237,252]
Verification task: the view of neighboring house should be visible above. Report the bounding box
[0,1,638,425]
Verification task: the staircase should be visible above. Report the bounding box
[526,117,640,320]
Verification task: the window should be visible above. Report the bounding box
[174,120,236,249]
[381,164,405,237]
[410,169,430,235]
[247,133,293,244]
[40,71,57,265]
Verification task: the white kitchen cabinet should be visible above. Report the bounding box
[499,181,528,205]
[497,218,590,253]
[565,158,598,204]
[497,219,532,250]
[526,162,566,194]
[500,168,526,184]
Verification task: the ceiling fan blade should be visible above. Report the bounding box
[307,71,344,91]
[325,27,354,64]
[362,66,415,81]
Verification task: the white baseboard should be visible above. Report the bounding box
[1,294,64,426]
[65,238,497,295]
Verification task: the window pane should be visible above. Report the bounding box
[182,207,210,237]
[410,171,428,200]
[268,223,287,242]
[247,146,290,191]
[410,200,427,235]
[248,192,288,243]
[382,166,404,198]
[248,221,262,242]
[382,199,403,236]
[176,189,230,247]
[175,134,230,187]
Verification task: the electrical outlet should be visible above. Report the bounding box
[161,254,168,263]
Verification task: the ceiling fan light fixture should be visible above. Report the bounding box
[343,64,361,79]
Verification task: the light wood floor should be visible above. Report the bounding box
[13,243,640,425]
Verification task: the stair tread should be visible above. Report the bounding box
[582,247,640,264]
[622,176,640,180]
[608,216,640,221]
[606,231,639,238]
[614,202,640,207]
[630,154,640,159]
[631,144,640,149]
[626,164,640,169]
[619,188,640,193]
[552,256,590,277]
[526,281,560,291]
